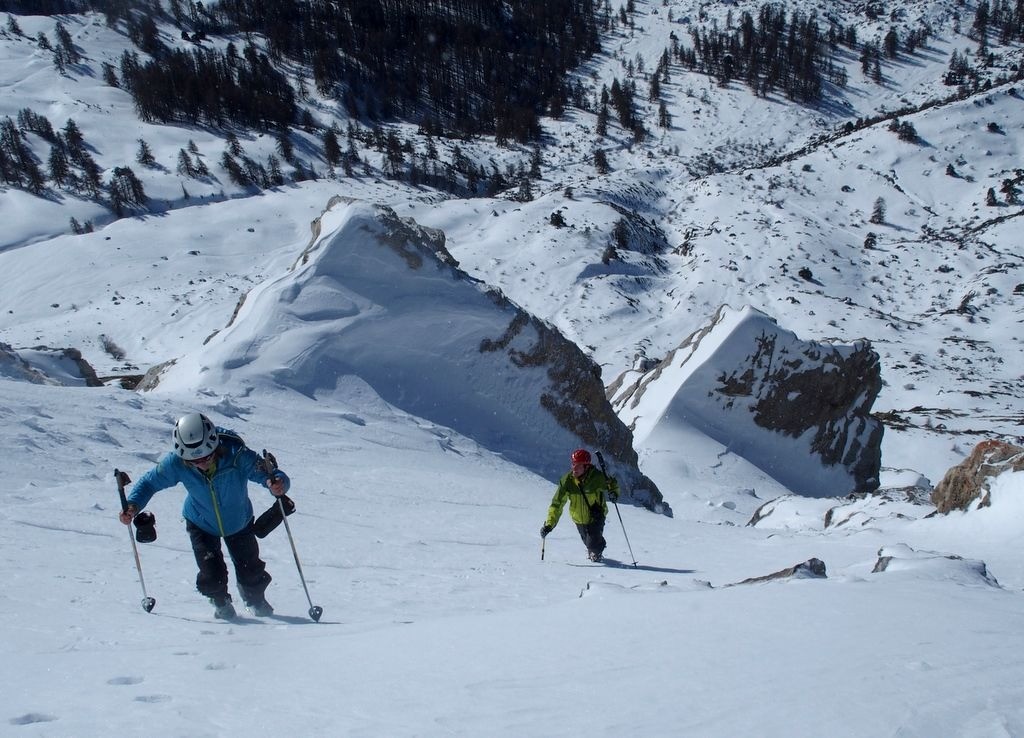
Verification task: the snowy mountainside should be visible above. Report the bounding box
[144,197,661,495]
[4,5,1024,735]
[1,0,1023,484]
[413,80,1024,482]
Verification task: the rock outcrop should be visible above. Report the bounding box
[0,343,102,386]
[728,558,827,586]
[930,440,1024,513]
[610,305,883,497]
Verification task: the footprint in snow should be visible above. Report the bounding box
[9,713,58,725]
[107,676,144,686]
[134,695,171,704]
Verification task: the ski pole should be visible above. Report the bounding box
[263,451,323,622]
[541,535,546,561]
[114,469,156,612]
[595,452,638,568]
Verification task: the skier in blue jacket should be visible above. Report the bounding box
[118,412,290,619]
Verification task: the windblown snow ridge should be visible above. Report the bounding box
[145,198,665,508]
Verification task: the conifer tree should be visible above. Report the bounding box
[193,153,210,177]
[48,144,71,186]
[596,104,609,137]
[77,150,103,197]
[176,148,196,177]
[658,101,671,129]
[275,132,293,163]
[54,21,80,64]
[62,119,85,162]
[109,165,148,207]
[870,197,886,224]
[136,138,156,167]
[323,128,341,168]
[102,62,119,87]
[267,154,284,186]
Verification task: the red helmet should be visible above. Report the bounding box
[570,449,591,465]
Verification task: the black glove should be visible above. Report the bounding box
[540,525,553,538]
[608,490,618,502]
[133,511,157,543]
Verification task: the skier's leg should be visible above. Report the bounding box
[575,521,596,558]
[574,521,589,551]
[224,519,271,606]
[575,519,606,560]
[591,517,607,557]
[186,520,229,602]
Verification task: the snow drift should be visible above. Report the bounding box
[140,198,663,504]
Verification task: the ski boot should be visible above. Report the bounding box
[247,597,274,617]
[211,595,236,620]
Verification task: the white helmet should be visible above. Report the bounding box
[173,412,219,460]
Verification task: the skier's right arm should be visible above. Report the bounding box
[121,455,182,521]
[543,479,570,531]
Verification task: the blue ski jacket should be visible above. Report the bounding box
[127,429,290,537]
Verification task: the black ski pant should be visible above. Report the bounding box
[575,516,606,557]
[186,518,271,605]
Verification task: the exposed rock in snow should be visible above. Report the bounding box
[728,558,827,586]
[0,343,101,387]
[872,543,1000,588]
[609,305,883,498]
[930,439,1024,513]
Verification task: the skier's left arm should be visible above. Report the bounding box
[605,473,620,502]
[239,446,291,497]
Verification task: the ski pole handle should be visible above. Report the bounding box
[262,449,278,472]
[114,469,132,511]
[594,452,614,492]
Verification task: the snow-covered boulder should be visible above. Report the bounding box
[728,558,827,586]
[872,544,1000,588]
[0,343,101,387]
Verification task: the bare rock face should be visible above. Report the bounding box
[479,310,664,509]
[716,321,882,494]
[930,440,1024,513]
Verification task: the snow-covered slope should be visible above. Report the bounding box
[3,2,1024,734]
[146,197,656,489]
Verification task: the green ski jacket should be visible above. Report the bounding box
[545,466,619,528]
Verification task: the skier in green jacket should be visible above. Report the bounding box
[541,449,619,562]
